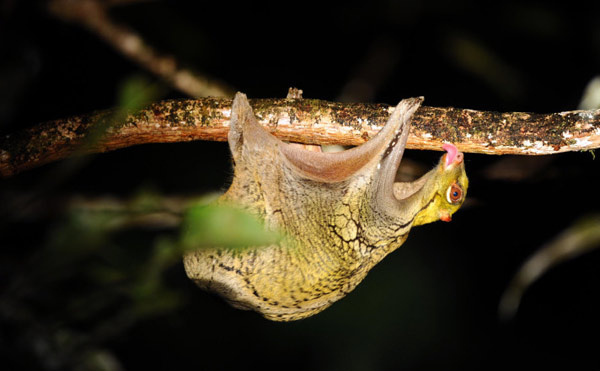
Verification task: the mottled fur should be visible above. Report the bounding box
[184,93,467,321]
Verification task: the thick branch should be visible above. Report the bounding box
[2,97,599,177]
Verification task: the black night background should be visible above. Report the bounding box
[1,1,600,369]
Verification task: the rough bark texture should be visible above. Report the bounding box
[1,97,599,177]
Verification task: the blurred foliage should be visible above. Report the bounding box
[180,200,283,249]
[0,73,174,370]
[116,74,164,112]
[1,188,185,370]
[0,181,287,370]
[84,74,164,150]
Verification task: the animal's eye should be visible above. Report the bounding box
[446,183,463,204]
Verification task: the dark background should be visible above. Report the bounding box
[1,1,600,370]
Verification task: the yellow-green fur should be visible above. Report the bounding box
[184,93,468,321]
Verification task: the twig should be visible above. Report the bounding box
[499,215,600,320]
[1,97,599,177]
[48,0,234,98]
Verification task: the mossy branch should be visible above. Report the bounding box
[2,97,600,177]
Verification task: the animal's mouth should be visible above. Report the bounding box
[440,212,452,222]
[442,143,464,169]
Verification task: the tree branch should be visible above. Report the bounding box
[48,0,234,98]
[2,97,599,177]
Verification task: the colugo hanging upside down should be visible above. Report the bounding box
[184,93,468,321]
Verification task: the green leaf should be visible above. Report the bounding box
[180,203,283,250]
[116,75,163,111]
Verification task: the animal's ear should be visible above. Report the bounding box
[280,97,423,183]
[228,92,278,162]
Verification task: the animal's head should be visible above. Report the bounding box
[411,143,468,226]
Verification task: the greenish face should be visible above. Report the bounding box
[413,152,468,226]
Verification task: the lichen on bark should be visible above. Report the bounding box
[1,97,599,177]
